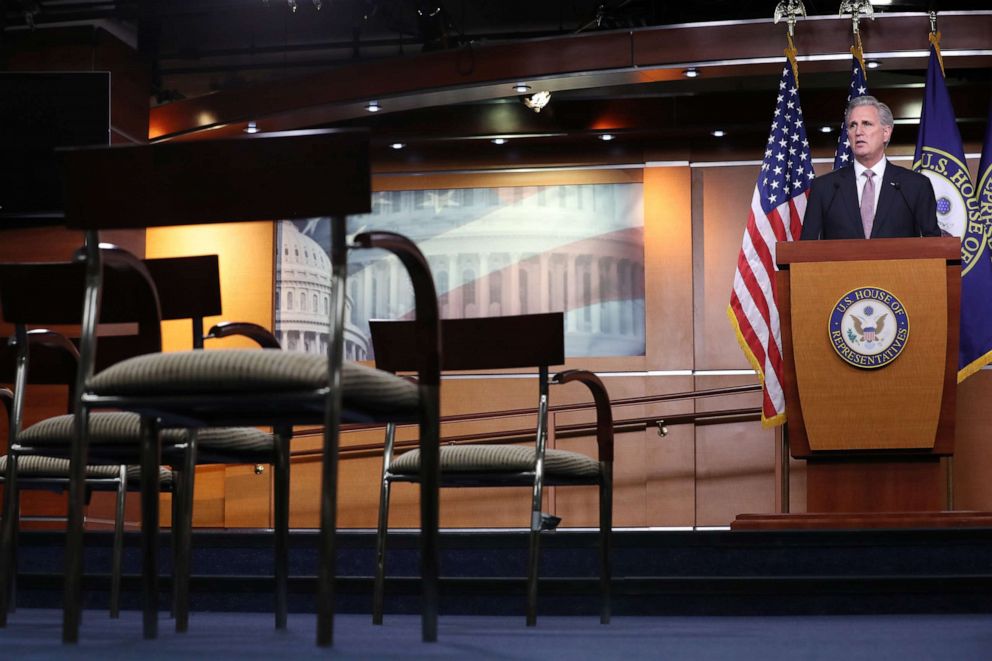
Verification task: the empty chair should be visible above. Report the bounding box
[0,328,171,624]
[370,312,614,625]
[56,128,441,645]
[0,253,274,628]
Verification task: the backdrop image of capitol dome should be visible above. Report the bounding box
[275,182,645,359]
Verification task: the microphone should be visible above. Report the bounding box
[890,180,912,213]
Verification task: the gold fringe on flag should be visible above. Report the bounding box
[930,30,944,76]
[785,33,800,85]
[851,32,867,81]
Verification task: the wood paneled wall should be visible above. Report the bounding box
[134,153,992,530]
[12,149,992,531]
[130,162,766,528]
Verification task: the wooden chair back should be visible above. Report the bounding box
[370,312,564,373]
[58,129,370,229]
[0,253,223,379]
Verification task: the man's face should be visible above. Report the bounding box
[847,105,892,167]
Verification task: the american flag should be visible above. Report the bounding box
[728,63,813,426]
[833,54,869,170]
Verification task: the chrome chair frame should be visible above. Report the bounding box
[369,312,613,626]
[0,329,131,623]
[57,129,441,646]
[0,251,232,630]
[0,251,276,634]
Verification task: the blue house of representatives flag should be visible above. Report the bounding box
[913,45,992,381]
[980,100,992,239]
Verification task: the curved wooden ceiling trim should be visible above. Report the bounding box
[149,11,992,143]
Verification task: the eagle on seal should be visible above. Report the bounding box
[852,313,886,343]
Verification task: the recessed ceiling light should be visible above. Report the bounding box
[820,126,833,133]
[243,120,259,134]
[491,138,507,145]
[366,100,380,112]
[599,134,614,141]
[390,142,405,150]
[513,83,531,93]
[683,68,700,79]
[711,129,726,138]
[866,59,881,69]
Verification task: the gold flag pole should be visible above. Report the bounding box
[769,0,807,510]
[929,10,945,75]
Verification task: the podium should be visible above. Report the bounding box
[776,237,960,515]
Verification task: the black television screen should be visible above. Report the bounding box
[0,72,110,225]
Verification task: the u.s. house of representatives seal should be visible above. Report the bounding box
[828,287,910,369]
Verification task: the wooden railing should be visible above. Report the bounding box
[289,383,763,461]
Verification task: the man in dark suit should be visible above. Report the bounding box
[800,95,941,240]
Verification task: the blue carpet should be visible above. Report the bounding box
[1,610,991,660]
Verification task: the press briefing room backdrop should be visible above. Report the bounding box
[1,2,991,532]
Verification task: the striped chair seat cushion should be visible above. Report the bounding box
[17,412,273,463]
[184,426,274,463]
[0,454,119,478]
[390,444,600,478]
[86,349,418,415]
[0,454,173,485]
[125,465,174,487]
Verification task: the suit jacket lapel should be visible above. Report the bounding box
[872,163,899,238]
[838,166,862,236]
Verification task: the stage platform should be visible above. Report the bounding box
[10,527,992,616]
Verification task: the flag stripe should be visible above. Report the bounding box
[728,63,812,427]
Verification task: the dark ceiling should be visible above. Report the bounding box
[2,0,988,102]
[2,1,990,165]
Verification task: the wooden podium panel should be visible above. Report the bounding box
[791,258,947,451]
[806,457,942,512]
[764,238,961,517]
[777,238,960,461]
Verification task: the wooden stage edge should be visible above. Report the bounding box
[732,511,992,530]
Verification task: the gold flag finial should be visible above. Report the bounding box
[839,0,875,36]
[839,0,874,77]
[773,1,806,82]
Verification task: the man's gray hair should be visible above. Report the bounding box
[845,95,895,128]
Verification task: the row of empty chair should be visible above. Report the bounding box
[0,128,614,645]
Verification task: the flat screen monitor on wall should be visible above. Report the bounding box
[0,71,110,226]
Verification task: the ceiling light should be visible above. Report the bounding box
[513,83,531,93]
[522,91,551,113]
[599,134,614,141]
[244,121,259,134]
[866,59,881,69]
[390,142,405,150]
[366,100,380,112]
[820,126,833,133]
[683,68,700,79]
[491,138,508,145]
[869,0,893,5]
[711,129,726,138]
